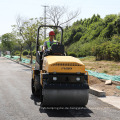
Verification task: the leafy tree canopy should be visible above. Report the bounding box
[56,14,120,61]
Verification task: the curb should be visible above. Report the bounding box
[89,87,106,97]
[4,57,106,97]
[5,57,32,68]
[19,62,31,68]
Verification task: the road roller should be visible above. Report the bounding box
[31,25,89,107]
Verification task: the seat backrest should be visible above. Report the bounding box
[51,44,64,55]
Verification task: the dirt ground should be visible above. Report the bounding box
[89,76,120,96]
[80,57,120,96]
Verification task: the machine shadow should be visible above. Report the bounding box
[30,94,93,117]
[30,95,41,106]
[39,106,93,117]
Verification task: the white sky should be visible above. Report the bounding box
[0,0,120,36]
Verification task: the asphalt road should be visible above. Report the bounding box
[0,57,120,120]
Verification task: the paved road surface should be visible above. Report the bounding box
[0,57,120,120]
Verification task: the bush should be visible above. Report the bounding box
[27,51,36,56]
[95,42,120,61]
[14,51,20,56]
[77,54,86,57]
[67,52,77,57]
[23,50,28,56]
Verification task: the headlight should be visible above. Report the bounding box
[53,77,57,81]
[76,77,80,81]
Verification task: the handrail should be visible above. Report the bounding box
[36,25,63,52]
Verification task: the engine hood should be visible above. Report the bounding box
[43,56,85,73]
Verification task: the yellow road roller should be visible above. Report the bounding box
[31,25,89,107]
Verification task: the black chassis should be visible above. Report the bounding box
[42,73,89,90]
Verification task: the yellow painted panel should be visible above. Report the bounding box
[48,65,85,73]
[44,56,84,65]
[43,56,86,73]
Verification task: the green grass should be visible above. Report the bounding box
[79,56,96,61]
[21,55,36,60]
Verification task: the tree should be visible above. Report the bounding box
[0,36,1,43]
[1,33,16,56]
[17,38,24,61]
[104,14,117,26]
[12,25,24,61]
[47,6,80,26]
[0,42,2,52]
[46,6,80,35]
[115,14,120,34]
[12,18,25,61]
[12,16,43,64]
